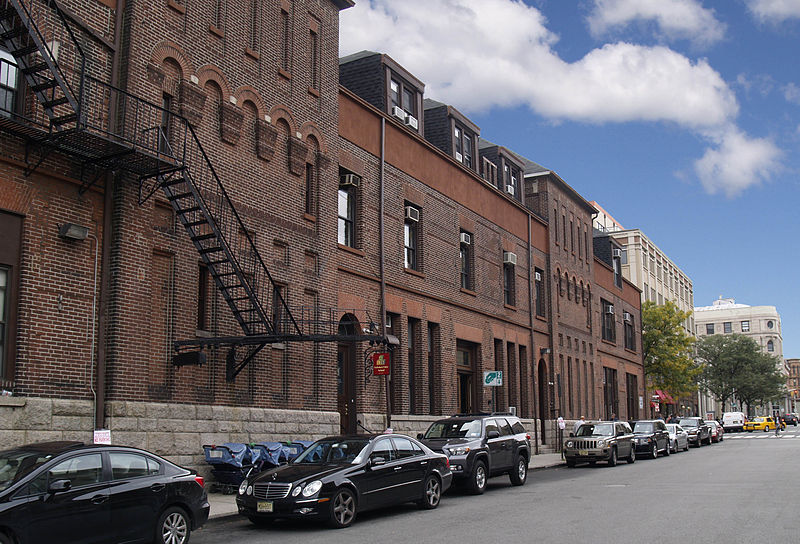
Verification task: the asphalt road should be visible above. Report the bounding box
[193,428,800,544]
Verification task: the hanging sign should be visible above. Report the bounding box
[372,352,390,376]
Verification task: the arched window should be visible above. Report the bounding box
[767,340,774,352]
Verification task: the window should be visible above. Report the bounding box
[535,268,545,317]
[570,220,574,253]
[309,28,319,90]
[481,158,497,186]
[370,438,395,462]
[504,163,519,197]
[613,252,622,288]
[0,212,21,381]
[48,454,103,488]
[110,453,160,480]
[723,322,732,334]
[272,284,286,334]
[643,282,649,302]
[213,0,225,31]
[706,323,714,335]
[338,184,356,247]
[391,436,422,459]
[404,205,419,270]
[456,341,476,414]
[0,267,8,375]
[454,125,474,168]
[304,162,315,216]
[0,48,19,117]
[767,340,774,352]
[159,93,172,154]
[427,323,439,415]
[459,231,472,290]
[601,299,615,343]
[197,263,210,331]
[390,77,417,119]
[603,367,619,420]
[624,315,635,350]
[741,320,750,332]
[767,320,774,329]
[503,262,515,306]
[249,0,260,51]
[408,318,419,414]
[280,8,290,72]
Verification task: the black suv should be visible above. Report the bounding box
[419,413,531,494]
[678,417,712,446]
[631,419,671,458]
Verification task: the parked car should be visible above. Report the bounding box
[563,421,635,467]
[0,441,209,544]
[631,420,671,459]
[419,413,530,494]
[706,420,724,442]
[678,417,712,446]
[781,413,798,426]
[744,416,784,432]
[236,434,452,528]
[722,411,746,432]
[666,423,689,452]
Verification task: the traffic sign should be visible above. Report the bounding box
[483,371,503,387]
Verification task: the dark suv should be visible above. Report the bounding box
[419,413,531,494]
[678,417,711,446]
[631,419,671,458]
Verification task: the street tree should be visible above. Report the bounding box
[736,350,786,415]
[641,300,699,396]
[696,334,754,411]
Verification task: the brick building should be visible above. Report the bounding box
[0,0,643,468]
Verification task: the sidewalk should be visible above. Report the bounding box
[206,452,565,521]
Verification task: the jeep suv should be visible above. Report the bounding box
[563,421,635,467]
[419,413,531,494]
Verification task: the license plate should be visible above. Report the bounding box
[257,501,273,513]
[209,450,223,458]
[578,450,588,456]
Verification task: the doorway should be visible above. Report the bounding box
[456,341,477,414]
[337,314,359,434]
[538,359,548,444]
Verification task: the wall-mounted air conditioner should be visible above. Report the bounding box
[623,311,632,322]
[339,173,360,187]
[503,251,517,266]
[405,115,419,130]
[605,305,615,315]
[460,232,471,245]
[392,106,406,120]
[612,248,622,258]
[404,206,420,222]
[506,185,515,196]
[455,152,463,163]
[535,271,542,282]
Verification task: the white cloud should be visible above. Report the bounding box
[736,73,775,98]
[694,127,783,196]
[340,0,780,196]
[746,0,800,23]
[783,82,800,104]
[587,0,726,47]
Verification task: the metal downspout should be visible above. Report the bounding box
[528,214,539,454]
[379,117,390,430]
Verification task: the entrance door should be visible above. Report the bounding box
[456,342,476,414]
[337,343,356,434]
[538,359,547,444]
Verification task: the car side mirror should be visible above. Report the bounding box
[487,430,500,439]
[48,479,72,494]
[569,432,575,437]
[370,456,386,468]
[416,433,424,440]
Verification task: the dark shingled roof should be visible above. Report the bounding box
[338,50,379,65]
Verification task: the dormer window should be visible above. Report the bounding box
[504,163,520,198]
[390,77,417,119]
[454,125,474,168]
[481,157,497,187]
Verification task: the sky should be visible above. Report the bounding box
[339,0,800,359]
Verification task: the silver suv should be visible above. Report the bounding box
[563,421,635,467]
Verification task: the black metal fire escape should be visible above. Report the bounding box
[0,0,388,381]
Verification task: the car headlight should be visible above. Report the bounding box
[292,485,302,497]
[448,447,470,456]
[302,480,322,497]
[239,480,248,495]
[596,440,606,448]
[565,440,574,448]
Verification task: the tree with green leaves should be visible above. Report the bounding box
[736,351,786,415]
[641,300,699,397]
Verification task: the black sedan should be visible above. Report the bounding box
[0,441,209,544]
[631,420,671,458]
[236,434,452,528]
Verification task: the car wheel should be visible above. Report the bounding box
[509,455,527,486]
[248,516,274,527]
[663,441,670,456]
[566,459,576,468]
[626,446,635,464]
[650,442,658,459]
[607,447,617,467]
[671,439,678,453]
[418,475,441,509]
[0,532,12,544]
[155,506,191,544]
[764,426,770,432]
[684,440,690,451]
[329,487,357,528]
[468,460,487,495]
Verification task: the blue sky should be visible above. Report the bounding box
[340,0,800,359]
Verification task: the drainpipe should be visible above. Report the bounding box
[527,214,539,454]
[379,117,390,430]
[94,0,126,431]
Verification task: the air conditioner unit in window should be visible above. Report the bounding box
[612,248,622,258]
[404,206,420,222]
[535,271,542,282]
[339,173,360,188]
[460,232,471,245]
[503,251,517,266]
[506,185,515,196]
[455,151,463,163]
[405,115,419,130]
[605,305,615,315]
[392,106,406,121]
[623,311,632,322]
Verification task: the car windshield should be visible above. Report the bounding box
[292,439,370,465]
[576,423,614,437]
[633,422,654,433]
[753,417,765,422]
[678,419,698,428]
[0,449,55,492]
[424,419,482,439]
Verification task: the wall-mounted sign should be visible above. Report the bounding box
[94,429,111,445]
[483,371,503,387]
[372,352,390,376]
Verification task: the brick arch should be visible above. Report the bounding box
[233,86,266,119]
[268,104,298,136]
[195,64,232,99]
[299,121,327,154]
[149,40,194,78]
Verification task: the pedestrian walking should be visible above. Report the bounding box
[557,416,566,458]
[573,416,585,434]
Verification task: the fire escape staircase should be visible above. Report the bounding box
[0,0,341,381]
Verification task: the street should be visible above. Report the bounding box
[193,429,800,544]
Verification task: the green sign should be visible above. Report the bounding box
[483,371,503,387]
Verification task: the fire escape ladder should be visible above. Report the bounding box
[0,0,84,133]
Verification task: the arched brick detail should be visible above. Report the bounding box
[268,104,297,136]
[196,64,232,99]
[299,121,327,154]
[149,41,194,78]
[233,86,267,119]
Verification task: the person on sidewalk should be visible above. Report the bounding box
[557,416,566,458]
[573,416,585,434]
